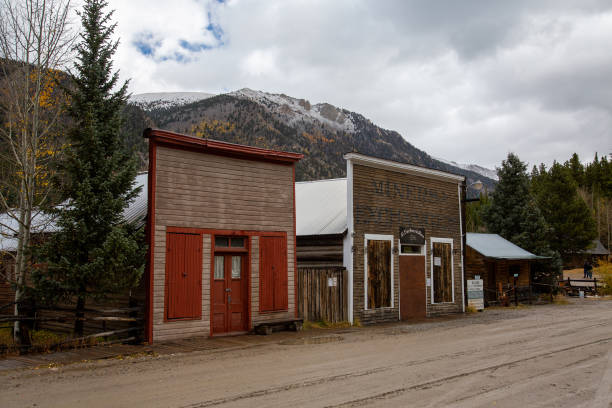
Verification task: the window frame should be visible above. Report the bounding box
[214,235,248,253]
[398,242,426,256]
[364,234,394,311]
[430,237,454,304]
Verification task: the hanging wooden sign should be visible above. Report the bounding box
[399,226,425,245]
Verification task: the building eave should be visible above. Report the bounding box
[344,152,466,184]
[144,128,303,164]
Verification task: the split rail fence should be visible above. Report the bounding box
[0,299,144,355]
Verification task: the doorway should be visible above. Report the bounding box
[212,251,248,334]
[399,254,426,320]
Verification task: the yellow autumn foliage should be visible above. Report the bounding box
[191,119,235,138]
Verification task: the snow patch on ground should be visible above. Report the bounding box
[228,88,355,133]
[130,92,214,110]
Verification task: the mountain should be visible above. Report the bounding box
[129,92,214,111]
[435,157,498,181]
[121,89,496,192]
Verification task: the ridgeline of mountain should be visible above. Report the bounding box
[123,89,496,191]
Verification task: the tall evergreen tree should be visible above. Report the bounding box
[531,162,597,260]
[483,153,551,254]
[34,0,145,335]
[566,153,584,186]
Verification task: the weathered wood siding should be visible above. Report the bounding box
[0,255,14,306]
[296,235,344,268]
[465,246,531,304]
[152,146,295,341]
[297,267,347,323]
[352,164,464,323]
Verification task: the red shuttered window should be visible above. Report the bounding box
[165,232,202,320]
[259,236,288,312]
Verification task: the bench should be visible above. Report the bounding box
[563,278,598,296]
[254,318,303,335]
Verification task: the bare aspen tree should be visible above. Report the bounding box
[0,0,74,342]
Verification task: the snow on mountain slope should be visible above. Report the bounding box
[435,157,498,181]
[229,88,355,133]
[130,92,214,110]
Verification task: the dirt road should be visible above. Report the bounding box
[2,300,611,407]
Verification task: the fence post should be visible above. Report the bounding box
[513,276,518,306]
[529,284,533,305]
[129,296,140,343]
[594,278,598,295]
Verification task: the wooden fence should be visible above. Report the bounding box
[297,267,347,323]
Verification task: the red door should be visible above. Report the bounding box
[212,254,248,334]
[399,255,426,320]
[166,232,202,320]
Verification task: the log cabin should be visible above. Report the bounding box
[465,233,546,305]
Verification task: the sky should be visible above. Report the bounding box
[102,0,611,170]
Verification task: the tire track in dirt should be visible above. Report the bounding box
[326,337,612,407]
[180,333,611,408]
[438,351,604,408]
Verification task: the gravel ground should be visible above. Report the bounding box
[1,298,611,408]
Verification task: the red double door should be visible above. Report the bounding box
[212,253,248,334]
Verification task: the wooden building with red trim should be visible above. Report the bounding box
[144,129,302,342]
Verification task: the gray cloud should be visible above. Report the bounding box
[109,0,612,169]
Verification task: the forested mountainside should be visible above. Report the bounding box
[122,89,496,191]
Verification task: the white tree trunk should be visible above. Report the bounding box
[0,0,74,344]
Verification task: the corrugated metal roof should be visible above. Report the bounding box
[585,239,609,255]
[467,233,545,260]
[1,174,148,252]
[122,173,148,228]
[0,210,59,252]
[296,178,347,236]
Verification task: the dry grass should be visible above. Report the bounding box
[303,320,355,330]
[594,260,612,296]
[465,304,478,314]
[552,295,571,305]
[0,327,71,355]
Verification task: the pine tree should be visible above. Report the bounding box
[532,162,597,260]
[483,153,561,281]
[566,153,584,186]
[33,0,145,335]
[483,154,550,252]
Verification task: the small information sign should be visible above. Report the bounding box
[434,257,441,266]
[328,277,337,287]
[467,279,484,310]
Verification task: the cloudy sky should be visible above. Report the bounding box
[104,0,611,169]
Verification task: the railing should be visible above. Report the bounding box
[0,300,144,355]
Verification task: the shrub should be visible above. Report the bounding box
[595,260,612,296]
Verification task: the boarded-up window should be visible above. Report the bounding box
[259,236,288,312]
[166,232,202,319]
[432,241,453,303]
[367,239,392,309]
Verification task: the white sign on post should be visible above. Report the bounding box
[467,279,484,310]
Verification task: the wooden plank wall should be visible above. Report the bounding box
[352,163,464,323]
[153,147,296,341]
[296,235,344,268]
[0,255,15,307]
[297,267,347,323]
